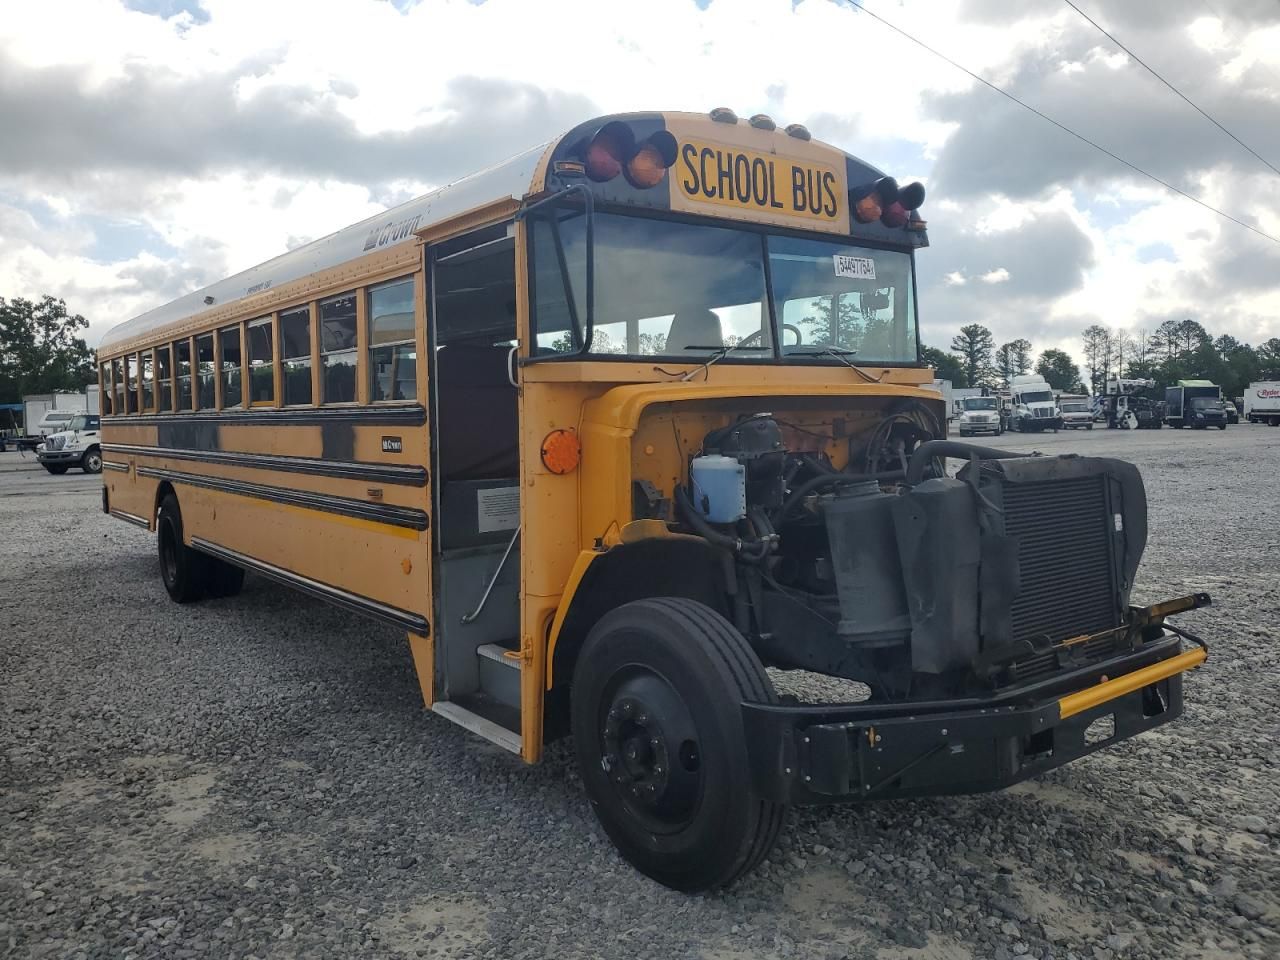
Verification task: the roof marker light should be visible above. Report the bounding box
[748,114,776,131]
[709,107,739,123]
[784,123,811,141]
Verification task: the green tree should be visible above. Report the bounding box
[995,338,1032,385]
[1036,348,1084,392]
[950,324,995,388]
[0,296,95,402]
[1257,338,1280,377]
[922,344,968,387]
[1081,324,1110,393]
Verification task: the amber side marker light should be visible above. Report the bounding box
[541,429,581,475]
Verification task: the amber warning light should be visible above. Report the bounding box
[577,122,678,190]
[851,176,926,228]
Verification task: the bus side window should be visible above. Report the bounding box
[280,306,312,405]
[176,339,194,410]
[219,325,243,409]
[248,317,274,405]
[125,354,138,413]
[196,334,216,410]
[100,361,113,414]
[369,278,416,402]
[320,293,357,404]
[112,358,125,414]
[156,344,173,412]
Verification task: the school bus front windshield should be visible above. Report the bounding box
[530,210,918,365]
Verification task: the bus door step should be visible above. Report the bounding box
[432,698,521,755]
[476,643,522,711]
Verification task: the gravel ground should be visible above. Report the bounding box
[1,425,1278,960]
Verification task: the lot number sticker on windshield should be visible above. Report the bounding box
[834,255,876,280]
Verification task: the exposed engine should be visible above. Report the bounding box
[673,412,1148,700]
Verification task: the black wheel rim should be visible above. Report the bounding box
[159,521,178,586]
[598,667,703,835]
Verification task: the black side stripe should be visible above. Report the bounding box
[191,537,430,635]
[102,460,130,473]
[110,508,149,529]
[136,466,429,531]
[103,443,427,487]
[101,404,426,427]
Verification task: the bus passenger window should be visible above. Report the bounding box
[125,354,139,413]
[369,278,416,401]
[100,362,113,414]
[280,306,312,405]
[320,293,357,404]
[248,317,274,404]
[176,339,193,410]
[219,325,243,409]
[196,334,216,410]
[141,351,155,411]
[156,344,173,412]
[112,358,125,414]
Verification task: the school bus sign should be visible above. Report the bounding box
[672,138,845,227]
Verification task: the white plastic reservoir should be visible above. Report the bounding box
[690,455,747,523]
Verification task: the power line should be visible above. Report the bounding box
[1063,0,1280,178]
[835,0,1280,245]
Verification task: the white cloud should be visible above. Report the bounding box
[0,0,1275,376]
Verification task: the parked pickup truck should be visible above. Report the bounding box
[1058,398,1094,429]
[36,414,103,474]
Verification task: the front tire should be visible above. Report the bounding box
[571,598,785,892]
[81,448,103,474]
[157,494,204,603]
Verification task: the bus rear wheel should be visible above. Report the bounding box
[157,493,204,604]
[570,597,785,892]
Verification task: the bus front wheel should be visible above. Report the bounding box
[158,494,204,604]
[570,597,785,892]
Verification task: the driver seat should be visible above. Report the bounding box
[667,309,723,353]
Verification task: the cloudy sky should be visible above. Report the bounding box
[2,0,1278,367]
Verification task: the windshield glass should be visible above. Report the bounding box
[1190,397,1223,409]
[1018,390,1053,403]
[531,210,917,364]
[1061,402,1089,412]
[68,415,98,431]
[963,397,997,411]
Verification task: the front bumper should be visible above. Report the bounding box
[37,449,82,464]
[744,604,1208,805]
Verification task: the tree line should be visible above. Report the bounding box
[927,320,1280,400]
[0,296,96,402]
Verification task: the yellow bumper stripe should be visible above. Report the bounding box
[1058,647,1207,720]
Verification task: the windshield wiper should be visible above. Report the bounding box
[672,340,770,381]
[812,345,883,383]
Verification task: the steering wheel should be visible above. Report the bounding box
[734,325,803,349]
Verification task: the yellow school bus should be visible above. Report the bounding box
[96,109,1210,891]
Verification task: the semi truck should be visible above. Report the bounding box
[1165,380,1228,430]
[1006,374,1061,432]
[1244,382,1280,426]
[0,392,90,452]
